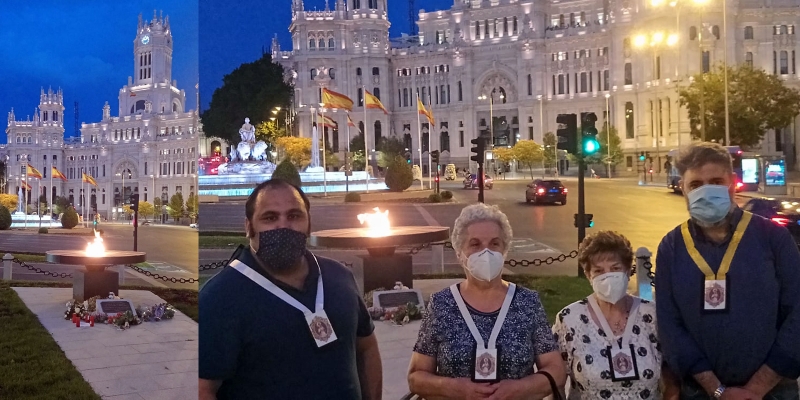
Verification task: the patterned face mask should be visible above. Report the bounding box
[255,228,308,271]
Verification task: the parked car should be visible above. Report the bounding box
[742,197,800,246]
[526,179,568,205]
[463,173,493,189]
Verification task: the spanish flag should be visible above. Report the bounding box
[316,113,337,129]
[347,114,357,128]
[82,172,98,187]
[322,88,353,111]
[21,181,32,191]
[26,165,43,179]
[417,97,435,126]
[52,166,68,181]
[365,90,388,114]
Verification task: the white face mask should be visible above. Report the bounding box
[464,248,505,282]
[591,272,629,304]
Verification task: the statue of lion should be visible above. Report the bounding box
[251,141,269,161]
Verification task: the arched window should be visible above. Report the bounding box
[527,74,533,96]
[372,67,380,76]
[780,50,789,74]
[53,111,58,121]
[625,102,635,139]
[310,69,317,80]
[781,25,788,34]
[309,39,316,49]
[374,121,382,146]
[690,26,697,40]
[43,111,48,121]
[624,62,633,85]
[745,52,754,67]
[356,67,362,76]
[373,87,381,100]
[712,25,720,39]
[329,68,336,79]
[744,26,754,40]
[318,39,325,49]
[403,88,409,107]
[328,38,335,49]
[458,81,463,101]
[503,17,508,35]
[357,88,363,106]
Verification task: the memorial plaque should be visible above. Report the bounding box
[97,299,136,315]
[374,289,424,309]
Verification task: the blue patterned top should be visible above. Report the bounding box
[413,284,559,379]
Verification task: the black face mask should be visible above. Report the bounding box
[255,228,308,271]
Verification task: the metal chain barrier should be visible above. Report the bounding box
[642,259,656,288]
[126,264,199,284]
[505,250,579,267]
[199,261,227,271]
[12,258,73,279]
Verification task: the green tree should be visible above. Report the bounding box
[348,133,367,170]
[492,147,515,180]
[255,120,289,146]
[678,65,800,147]
[0,194,18,213]
[542,132,558,171]
[584,126,625,171]
[512,140,544,179]
[53,196,70,215]
[201,53,292,144]
[167,192,185,222]
[61,207,79,229]
[186,193,199,222]
[138,201,155,221]
[272,158,302,187]
[0,205,10,230]
[384,155,414,192]
[275,137,312,169]
[376,136,406,168]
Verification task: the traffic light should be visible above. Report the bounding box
[580,112,599,156]
[344,152,353,172]
[405,151,412,164]
[430,150,440,164]
[639,152,646,161]
[574,213,595,228]
[470,137,486,163]
[130,194,139,211]
[556,114,578,154]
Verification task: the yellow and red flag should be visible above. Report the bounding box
[26,165,43,179]
[21,181,32,191]
[82,172,98,187]
[52,166,68,181]
[322,88,353,111]
[417,97,435,125]
[365,90,388,114]
[316,113,337,129]
[347,113,356,127]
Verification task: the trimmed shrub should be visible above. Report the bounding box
[428,193,442,203]
[38,227,48,234]
[272,159,302,187]
[61,207,79,229]
[384,156,413,192]
[440,190,453,200]
[344,192,362,203]
[0,206,11,230]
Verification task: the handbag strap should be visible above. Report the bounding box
[537,370,563,400]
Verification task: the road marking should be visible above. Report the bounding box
[414,204,440,226]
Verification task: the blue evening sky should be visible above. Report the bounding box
[0,1,198,143]
[199,0,452,111]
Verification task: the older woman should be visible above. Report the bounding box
[408,203,566,399]
[552,231,678,400]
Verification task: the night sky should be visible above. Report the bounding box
[199,0,453,111]
[0,1,198,143]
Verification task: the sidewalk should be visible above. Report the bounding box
[14,287,197,400]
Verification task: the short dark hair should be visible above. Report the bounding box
[245,179,310,221]
[675,142,733,177]
[578,230,634,276]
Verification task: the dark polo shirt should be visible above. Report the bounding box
[655,208,800,386]
[199,246,374,400]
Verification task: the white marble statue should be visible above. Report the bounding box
[239,118,256,144]
[252,141,269,161]
[237,142,252,161]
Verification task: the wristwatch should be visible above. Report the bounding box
[712,385,726,399]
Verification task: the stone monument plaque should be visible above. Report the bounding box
[97,299,136,315]
[373,289,424,309]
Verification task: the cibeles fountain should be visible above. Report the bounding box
[199,118,385,197]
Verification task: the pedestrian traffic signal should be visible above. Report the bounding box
[574,213,595,228]
[130,194,139,211]
[639,152,646,161]
[581,112,599,156]
[470,138,486,164]
[430,150,440,164]
[556,114,578,154]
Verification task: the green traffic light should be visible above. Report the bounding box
[639,155,646,161]
[583,137,600,155]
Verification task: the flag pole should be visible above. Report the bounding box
[363,85,369,193]
[37,177,42,230]
[427,93,433,190]
[346,112,351,193]
[321,107,327,197]
[417,94,423,190]
[49,160,52,219]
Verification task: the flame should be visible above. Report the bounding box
[85,230,106,257]
[357,207,391,237]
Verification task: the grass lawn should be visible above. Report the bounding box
[0,281,197,399]
[199,236,248,249]
[414,273,593,323]
[11,254,47,262]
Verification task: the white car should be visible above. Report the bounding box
[190,223,198,229]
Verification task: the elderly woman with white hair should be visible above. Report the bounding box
[408,203,566,399]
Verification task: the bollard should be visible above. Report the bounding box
[118,265,126,285]
[431,244,444,273]
[2,253,13,280]
[635,247,654,302]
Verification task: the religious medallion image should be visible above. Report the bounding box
[475,352,496,378]
[704,282,725,308]
[612,352,633,375]
[309,315,333,342]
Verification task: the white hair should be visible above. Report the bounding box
[451,203,514,258]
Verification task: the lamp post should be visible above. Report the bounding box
[605,93,612,178]
[634,31,678,174]
[538,95,553,176]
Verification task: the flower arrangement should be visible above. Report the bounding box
[367,301,423,325]
[64,295,176,330]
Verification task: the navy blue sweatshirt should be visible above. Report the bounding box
[655,208,800,385]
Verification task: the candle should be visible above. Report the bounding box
[72,313,78,324]
[76,318,80,328]
[90,315,95,327]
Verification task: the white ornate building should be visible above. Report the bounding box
[274,0,800,173]
[3,12,198,219]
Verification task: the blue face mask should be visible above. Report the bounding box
[686,184,732,224]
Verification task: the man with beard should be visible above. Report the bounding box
[199,179,382,399]
[655,142,800,400]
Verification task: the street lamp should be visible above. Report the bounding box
[633,31,678,173]
[605,93,612,178]
[150,174,155,205]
